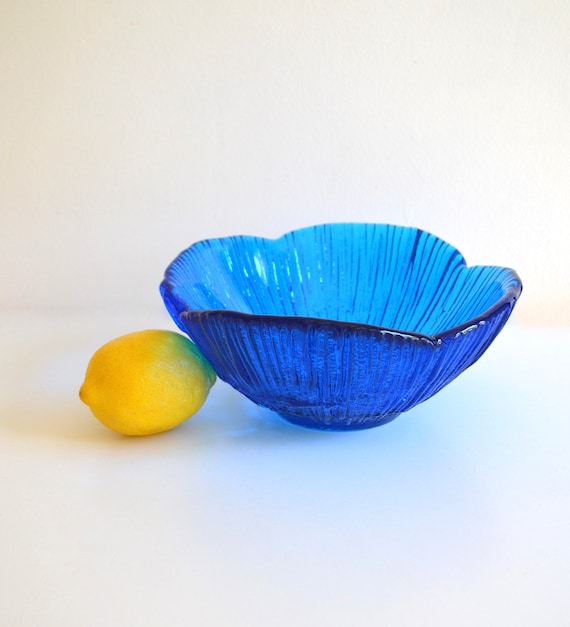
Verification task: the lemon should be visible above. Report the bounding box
[79,330,216,436]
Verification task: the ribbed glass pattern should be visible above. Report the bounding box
[160,223,522,430]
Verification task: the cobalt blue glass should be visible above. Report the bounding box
[160,223,522,431]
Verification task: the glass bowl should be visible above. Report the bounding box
[160,223,522,431]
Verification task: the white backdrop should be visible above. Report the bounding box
[2,5,570,626]
[2,1,569,325]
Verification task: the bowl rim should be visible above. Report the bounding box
[161,222,523,344]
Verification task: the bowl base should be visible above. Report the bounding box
[276,411,402,432]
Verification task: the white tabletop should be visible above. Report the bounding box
[1,311,569,627]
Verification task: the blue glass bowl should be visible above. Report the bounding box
[160,223,522,431]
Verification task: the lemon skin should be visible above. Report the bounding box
[79,330,216,436]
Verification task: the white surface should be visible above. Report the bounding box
[1,311,569,626]
[1,1,569,324]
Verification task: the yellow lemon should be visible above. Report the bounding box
[79,330,216,436]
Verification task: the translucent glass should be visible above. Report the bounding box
[160,223,522,430]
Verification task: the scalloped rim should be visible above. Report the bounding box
[161,223,523,345]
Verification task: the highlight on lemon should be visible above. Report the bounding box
[79,330,216,436]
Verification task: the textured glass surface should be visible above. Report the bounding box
[160,223,522,430]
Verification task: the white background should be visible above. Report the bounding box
[1,2,569,626]
[1,0,569,323]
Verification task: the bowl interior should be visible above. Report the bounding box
[162,224,519,336]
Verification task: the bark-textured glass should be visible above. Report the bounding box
[160,224,522,430]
